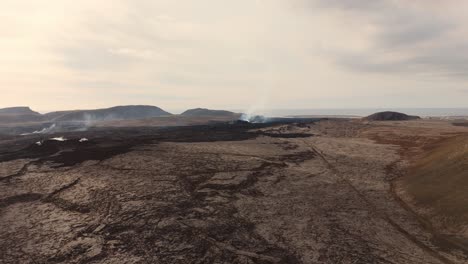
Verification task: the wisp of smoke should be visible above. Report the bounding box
[82,113,117,127]
[20,123,57,136]
[240,87,270,123]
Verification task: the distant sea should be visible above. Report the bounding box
[256,108,468,118]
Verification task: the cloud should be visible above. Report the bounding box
[302,0,468,79]
[1,0,468,110]
[107,48,156,59]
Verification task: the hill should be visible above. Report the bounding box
[0,114,44,124]
[0,106,40,115]
[364,111,421,121]
[52,105,172,122]
[43,110,79,121]
[180,108,239,117]
[0,105,173,127]
[0,107,43,124]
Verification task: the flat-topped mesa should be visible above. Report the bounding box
[0,106,40,115]
[364,111,421,121]
[0,106,43,124]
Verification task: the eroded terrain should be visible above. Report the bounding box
[1,120,467,263]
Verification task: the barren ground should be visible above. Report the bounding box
[1,120,467,263]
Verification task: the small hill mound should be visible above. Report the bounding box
[53,105,172,122]
[364,111,420,121]
[181,108,238,117]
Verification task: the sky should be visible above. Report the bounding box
[1,0,468,112]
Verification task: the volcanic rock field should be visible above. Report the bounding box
[1,120,467,263]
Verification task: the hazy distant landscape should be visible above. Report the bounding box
[2,105,468,135]
[265,108,468,118]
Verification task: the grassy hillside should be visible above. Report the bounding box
[402,135,468,233]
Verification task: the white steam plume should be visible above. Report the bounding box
[20,123,56,136]
[240,61,276,123]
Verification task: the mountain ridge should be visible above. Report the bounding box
[0,105,173,124]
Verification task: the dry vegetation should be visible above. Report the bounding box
[363,120,468,257]
[398,135,468,251]
[404,135,468,225]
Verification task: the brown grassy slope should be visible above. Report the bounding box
[401,135,468,232]
[360,120,468,241]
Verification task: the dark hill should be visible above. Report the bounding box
[52,105,172,122]
[0,106,40,115]
[181,108,238,117]
[0,114,44,124]
[43,110,79,121]
[0,107,43,123]
[364,111,420,121]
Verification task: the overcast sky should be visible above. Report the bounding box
[1,0,468,112]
